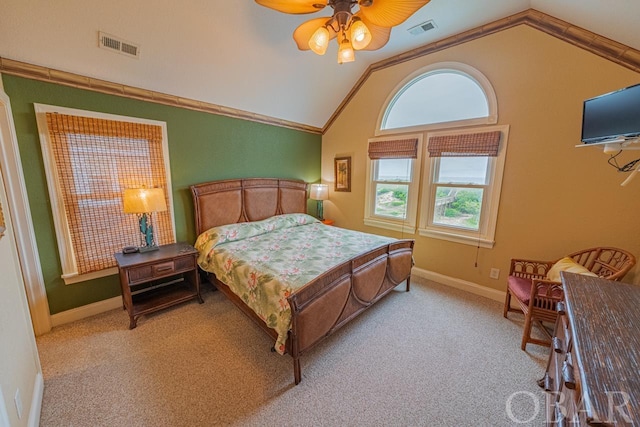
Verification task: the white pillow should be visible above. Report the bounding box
[546,257,598,282]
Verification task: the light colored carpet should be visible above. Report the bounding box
[37,276,549,426]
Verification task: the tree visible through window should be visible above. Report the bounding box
[421,127,507,248]
[374,158,412,219]
[365,136,422,233]
[433,156,489,230]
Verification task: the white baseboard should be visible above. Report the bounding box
[27,372,43,427]
[49,269,504,326]
[411,267,506,303]
[0,389,9,427]
[50,296,121,327]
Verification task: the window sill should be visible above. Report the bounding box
[418,228,494,248]
[62,267,118,285]
[364,218,416,234]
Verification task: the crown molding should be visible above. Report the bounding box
[2,8,638,137]
[322,8,640,133]
[0,57,322,135]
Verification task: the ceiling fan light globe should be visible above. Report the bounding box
[350,20,372,50]
[337,40,355,64]
[309,26,330,55]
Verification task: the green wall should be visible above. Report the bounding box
[3,74,322,314]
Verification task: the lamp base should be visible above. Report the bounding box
[138,245,159,253]
[137,212,159,250]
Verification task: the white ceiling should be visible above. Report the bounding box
[1,0,639,129]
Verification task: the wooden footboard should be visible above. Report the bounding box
[190,178,415,384]
[204,239,414,385]
[288,239,414,384]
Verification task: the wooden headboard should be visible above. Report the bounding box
[190,178,308,235]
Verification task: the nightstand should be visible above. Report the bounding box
[321,219,334,226]
[114,242,203,329]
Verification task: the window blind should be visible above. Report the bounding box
[45,113,175,275]
[427,131,501,157]
[368,137,419,159]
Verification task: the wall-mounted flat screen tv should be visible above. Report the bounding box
[581,83,640,144]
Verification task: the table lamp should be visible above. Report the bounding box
[123,187,167,252]
[309,183,328,220]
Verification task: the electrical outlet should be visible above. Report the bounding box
[489,268,500,279]
[14,389,22,419]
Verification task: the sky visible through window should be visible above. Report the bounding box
[383,72,489,130]
[437,157,488,184]
[378,157,487,183]
[378,159,411,181]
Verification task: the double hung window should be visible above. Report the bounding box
[364,136,422,233]
[366,62,508,247]
[419,127,508,248]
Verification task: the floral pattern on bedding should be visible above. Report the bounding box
[194,213,395,354]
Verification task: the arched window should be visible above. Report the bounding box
[377,62,497,134]
[366,63,507,248]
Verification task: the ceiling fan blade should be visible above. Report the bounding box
[355,13,391,51]
[359,0,431,27]
[293,17,337,50]
[255,0,327,14]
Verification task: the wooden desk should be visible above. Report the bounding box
[542,272,640,425]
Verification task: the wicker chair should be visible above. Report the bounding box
[503,247,636,350]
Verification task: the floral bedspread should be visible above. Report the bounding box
[194,213,395,354]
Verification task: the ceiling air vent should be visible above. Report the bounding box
[407,20,437,36]
[98,31,140,58]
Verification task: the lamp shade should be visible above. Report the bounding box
[123,188,167,214]
[309,26,330,55]
[350,20,372,50]
[337,39,355,64]
[309,184,329,201]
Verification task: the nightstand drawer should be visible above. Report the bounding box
[127,255,197,284]
[152,261,176,276]
[128,261,175,283]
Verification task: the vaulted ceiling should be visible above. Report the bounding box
[1,0,639,130]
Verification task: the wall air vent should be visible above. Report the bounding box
[407,20,437,36]
[98,31,140,58]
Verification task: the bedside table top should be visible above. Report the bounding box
[321,219,334,226]
[114,242,197,268]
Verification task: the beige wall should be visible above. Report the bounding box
[322,25,640,292]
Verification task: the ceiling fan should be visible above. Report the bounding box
[255,0,431,64]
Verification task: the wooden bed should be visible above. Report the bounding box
[190,178,414,384]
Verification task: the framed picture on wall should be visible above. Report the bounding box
[334,156,351,192]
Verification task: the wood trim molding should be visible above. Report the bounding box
[1,8,638,136]
[0,57,322,135]
[323,8,640,133]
